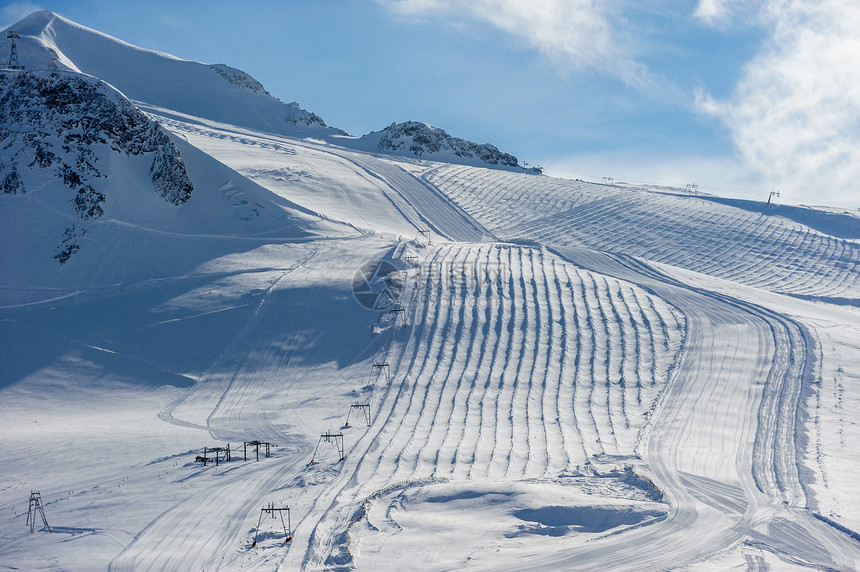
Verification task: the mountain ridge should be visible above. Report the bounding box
[2,10,529,170]
[2,10,345,137]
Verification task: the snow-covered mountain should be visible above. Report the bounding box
[0,9,531,280]
[1,70,192,216]
[344,120,532,171]
[0,62,335,287]
[0,68,196,269]
[2,10,343,136]
[3,11,528,170]
[0,11,359,287]
[2,10,859,572]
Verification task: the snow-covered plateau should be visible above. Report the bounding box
[2,10,859,572]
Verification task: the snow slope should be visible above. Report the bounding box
[3,11,342,138]
[3,11,529,171]
[0,67,350,293]
[2,10,860,572]
[424,165,860,303]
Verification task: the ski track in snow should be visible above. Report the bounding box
[108,247,323,571]
[6,107,860,571]
[424,165,860,302]
[283,242,860,570]
[149,120,860,570]
[151,116,491,243]
[515,248,858,570]
[286,243,686,568]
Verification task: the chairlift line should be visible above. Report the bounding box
[345,402,372,427]
[244,440,272,461]
[545,106,606,171]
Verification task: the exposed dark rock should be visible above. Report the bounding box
[54,225,85,264]
[72,185,105,219]
[0,70,195,262]
[1,164,24,194]
[210,64,271,95]
[373,121,521,168]
[150,133,193,205]
[283,101,329,128]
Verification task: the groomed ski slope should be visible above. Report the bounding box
[155,114,860,569]
[2,108,860,572]
[286,243,684,567]
[281,244,856,571]
[147,112,491,242]
[424,165,860,302]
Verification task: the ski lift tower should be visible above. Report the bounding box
[309,431,345,464]
[251,502,291,546]
[6,31,24,70]
[27,491,51,533]
[372,362,391,385]
[767,190,780,206]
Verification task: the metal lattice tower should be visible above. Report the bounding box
[309,431,345,464]
[244,440,272,461]
[344,402,371,427]
[27,491,51,533]
[7,31,23,70]
[252,502,291,546]
[372,362,391,385]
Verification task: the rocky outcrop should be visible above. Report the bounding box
[0,70,194,262]
[208,64,339,132]
[371,121,521,168]
[210,64,271,95]
[283,101,330,129]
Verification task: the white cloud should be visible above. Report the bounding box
[377,0,649,88]
[696,0,860,207]
[1,2,42,30]
[692,0,745,24]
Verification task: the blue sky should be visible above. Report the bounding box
[3,0,859,208]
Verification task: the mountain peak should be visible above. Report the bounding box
[2,10,342,137]
[349,120,534,171]
[6,9,61,33]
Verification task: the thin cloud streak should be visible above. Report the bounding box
[377,0,650,89]
[696,0,860,206]
[1,2,43,30]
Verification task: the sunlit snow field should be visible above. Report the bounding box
[2,10,860,572]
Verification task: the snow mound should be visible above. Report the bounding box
[346,121,529,170]
[347,479,666,569]
[2,11,343,137]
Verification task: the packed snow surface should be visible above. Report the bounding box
[2,10,860,572]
